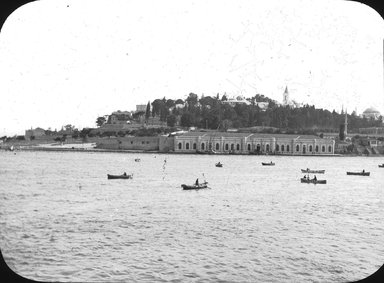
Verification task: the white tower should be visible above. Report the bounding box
[283,86,289,106]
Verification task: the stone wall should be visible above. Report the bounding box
[96,136,159,150]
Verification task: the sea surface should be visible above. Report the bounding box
[0,151,383,282]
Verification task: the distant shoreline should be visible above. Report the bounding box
[3,145,384,157]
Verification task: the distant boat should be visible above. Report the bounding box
[346,171,370,176]
[134,158,141,162]
[301,178,326,184]
[301,169,325,174]
[379,164,384,168]
[262,162,275,166]
[107,173,133,179]
[215,162,223,167]
[181,181,209,190]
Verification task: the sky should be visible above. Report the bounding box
[0,0,384,136]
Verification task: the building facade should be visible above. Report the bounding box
[25,127,46,139]
[173,132,335,155]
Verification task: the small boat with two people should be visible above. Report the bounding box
[181,178,209,190]
[134,158,141,162]
[301,175,326,184]
[301,168,325,174]
[346,170,370,176]
[107,172,133,179]
[378,164,384,168]
[215,162,223,167]
[262,161,275,166]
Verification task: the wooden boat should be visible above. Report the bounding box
[181,182,208,190]
[300,178,326,184]
[301,169,325,174]
[107,173,133,179]
[215,162,223,167]
[379,164,384,168]
[346,171,370,176]
[262,162,275,166]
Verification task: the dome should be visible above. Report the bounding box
[363,107,380,114]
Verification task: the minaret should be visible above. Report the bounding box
[283,86,289,105]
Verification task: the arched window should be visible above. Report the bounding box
[296,144,300,152]
[247,144,251,151]
[281,145,285,152]
[193,143,196,149]
[266,144,270,152]
[178,143,182,150]
[231,144,234,150]
[315,145,319,152]
[201,143,205,150]
[303,145,306,153]
[236,144,240,150]
[225,144,229,150]
[322,145,325,152]
[309,145,313,152]
[286,145,290,152]
[186,143,190,150]
[216,143,220,150]
[276,144,279,151]
[328,145,332,152]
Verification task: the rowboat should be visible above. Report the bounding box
[300,178,326,184]
[262,162,275,166]
[379,164,384,168]
[107,173,133,179]
[301,169,325,174]
[215,162,223,167]
[134,158,140,162]
[346,171,370,176]
[181,182,208,190]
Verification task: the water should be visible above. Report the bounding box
[0,151,383,282]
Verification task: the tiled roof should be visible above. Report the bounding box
[179,131,321,139]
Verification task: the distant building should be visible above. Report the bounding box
[25,127,45,139]
[361,107,381,120]
[108,111,132,124]
[282,86,301,108]
[136,104,147,113]
[222,95,251,107]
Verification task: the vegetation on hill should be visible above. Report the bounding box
[144,93,383,133]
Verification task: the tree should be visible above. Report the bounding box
[96,116,106,127]
[145,101,151,120]
[166,114,177,127]
[180,112,194,127]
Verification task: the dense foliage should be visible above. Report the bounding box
[148,93,383,133]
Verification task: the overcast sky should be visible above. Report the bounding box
[0,0,383,136]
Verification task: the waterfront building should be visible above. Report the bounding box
[173,132,335,155]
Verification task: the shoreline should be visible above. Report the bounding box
[3,145,384,157]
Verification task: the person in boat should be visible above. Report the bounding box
[303,175,307,180]
[362,169,365,173]
[195,178,199,186]
[123,172,127,176]
[314,175,317,181]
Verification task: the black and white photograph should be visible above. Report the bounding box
[0,0,383,282]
